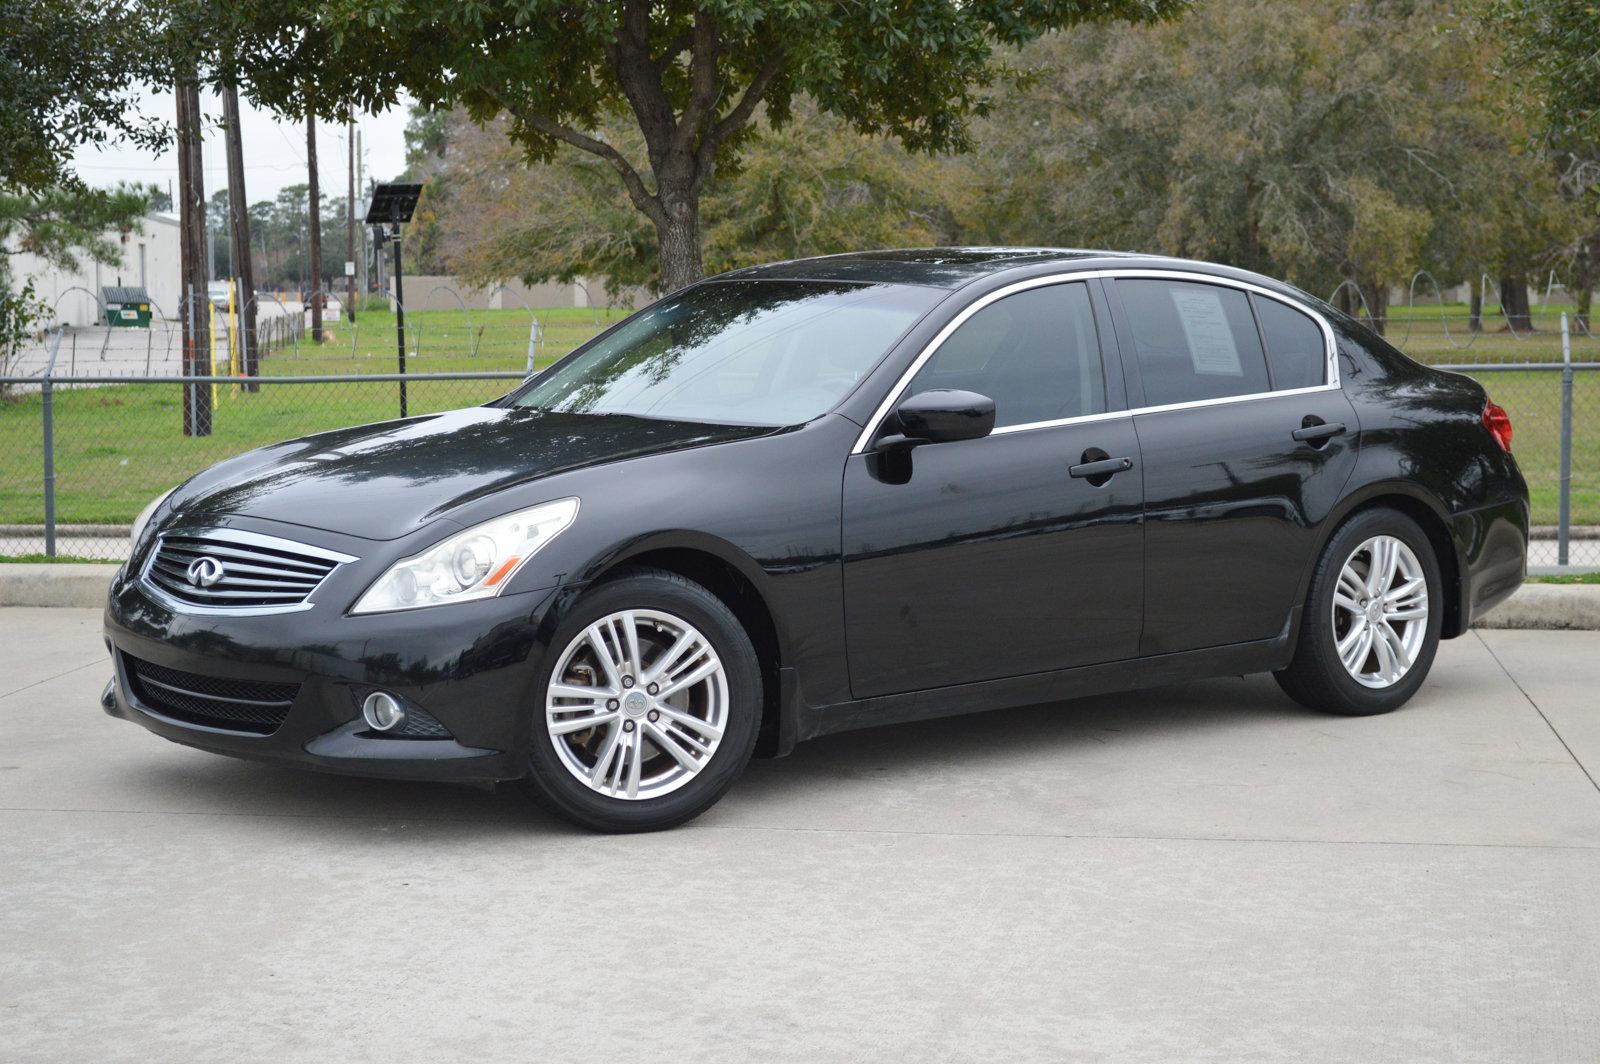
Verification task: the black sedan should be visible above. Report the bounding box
[103,249,1529,832]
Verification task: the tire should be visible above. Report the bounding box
[521,567,761,832]
[1274,507,1444,716]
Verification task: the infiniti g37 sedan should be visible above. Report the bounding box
[103,248,1529,832]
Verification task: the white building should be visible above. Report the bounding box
[12,212,183,327]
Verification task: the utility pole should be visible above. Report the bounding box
[346,117,356,322]
[356,127,366,294]
[306,111,323,343]
[175,80,211,437]
[223,82,258,389]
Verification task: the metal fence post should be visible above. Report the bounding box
[1559,313,1574,567]
[41,328,64,559]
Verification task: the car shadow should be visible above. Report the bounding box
[739,672,1304,793]
[126,673,1305,837]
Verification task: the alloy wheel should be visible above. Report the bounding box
[1330,535,1429,689]
[545,608,729,800]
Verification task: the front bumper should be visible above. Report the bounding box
[103,541,561,783]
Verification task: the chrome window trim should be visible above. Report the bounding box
[139,526,357,617]
[851,268,1341,453]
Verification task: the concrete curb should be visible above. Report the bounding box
[0,564,121,609]
[1472,583,1600,631]
[1,564,1598,630]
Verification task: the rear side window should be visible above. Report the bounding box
[908,282,1106,429]
[1116,279,1270,406]
[1254,295,1327,390]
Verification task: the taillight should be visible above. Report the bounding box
[1482,400,1513,452]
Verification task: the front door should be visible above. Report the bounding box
[1107,276,1360,655]
[842,280,1144,699]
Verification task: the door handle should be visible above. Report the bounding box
[1069,455,1134,479]
[1291,421,1346,444]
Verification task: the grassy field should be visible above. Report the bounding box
[0,308,615,528]
[0,302,1595,541]
[257,304,625,372]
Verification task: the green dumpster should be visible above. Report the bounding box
[102,285,153,327]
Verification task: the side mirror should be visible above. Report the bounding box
[890,389,996,446]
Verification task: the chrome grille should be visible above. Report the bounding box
[142,527,354,611]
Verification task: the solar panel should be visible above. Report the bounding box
[363,183,423,225]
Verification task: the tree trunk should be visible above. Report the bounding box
[1469,290,1482,333]
[1499,275,1532,332]
[222,83,258,391]
[307,112,322,342]
[175,80,211,437]
[656,197,704,292]
[1358,279,1389,336]
[1573,234,1597,334]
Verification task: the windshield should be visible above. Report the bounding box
[511,280,940,426]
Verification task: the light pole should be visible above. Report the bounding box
[363,183,423,417]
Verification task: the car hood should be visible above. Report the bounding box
[169,406,773,540]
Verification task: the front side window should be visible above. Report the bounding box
[512,280,939,426]
[1254,294,1327,390]
[1117,279,1270,406]
[906,282,1106,429]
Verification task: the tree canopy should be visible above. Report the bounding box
[0,0,165,196]
[405,101,950,299]
[1486,0,1600,146]
[197,0,1188,289]
[0,0,157,359]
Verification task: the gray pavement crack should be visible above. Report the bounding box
[0,658,104,702]
[1475,629,1600,797]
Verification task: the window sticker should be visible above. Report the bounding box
[1169,288,1243,376]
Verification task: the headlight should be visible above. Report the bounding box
[350,498,579,614]
[130,487,176,549]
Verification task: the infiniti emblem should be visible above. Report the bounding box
[186,557,226,588]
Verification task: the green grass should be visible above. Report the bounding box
[1362,302,1595,365]
[261,305,624,372]
[1529,571,1600,584]
[0,553,108,563]
[0,308,610,527]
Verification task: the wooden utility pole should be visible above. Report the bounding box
[306,112,323,342]
[356,127,367,295]
[223,83,259,389]
[175,81,211,436]
[346,118,357,322]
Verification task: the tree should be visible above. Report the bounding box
[1484,0,1600,329]
[1,0,164,196]
[1485,0,1600,146]
[944,0,1578,332]
[0,0,159,358]
[203,0,1187,290]
[414,101,951,298]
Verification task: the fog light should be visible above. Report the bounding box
[362,691,406,732]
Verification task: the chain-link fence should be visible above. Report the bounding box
[3,284,628,379]
[1,292,1595,567]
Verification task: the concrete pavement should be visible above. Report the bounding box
[2,608,1598,1061]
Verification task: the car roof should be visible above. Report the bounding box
[711,247,1325,308]
[712,247,1125,288]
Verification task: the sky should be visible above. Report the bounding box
[70,85,414,208]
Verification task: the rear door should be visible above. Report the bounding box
[1107,275,1359,656]
[841,279,1144,698]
